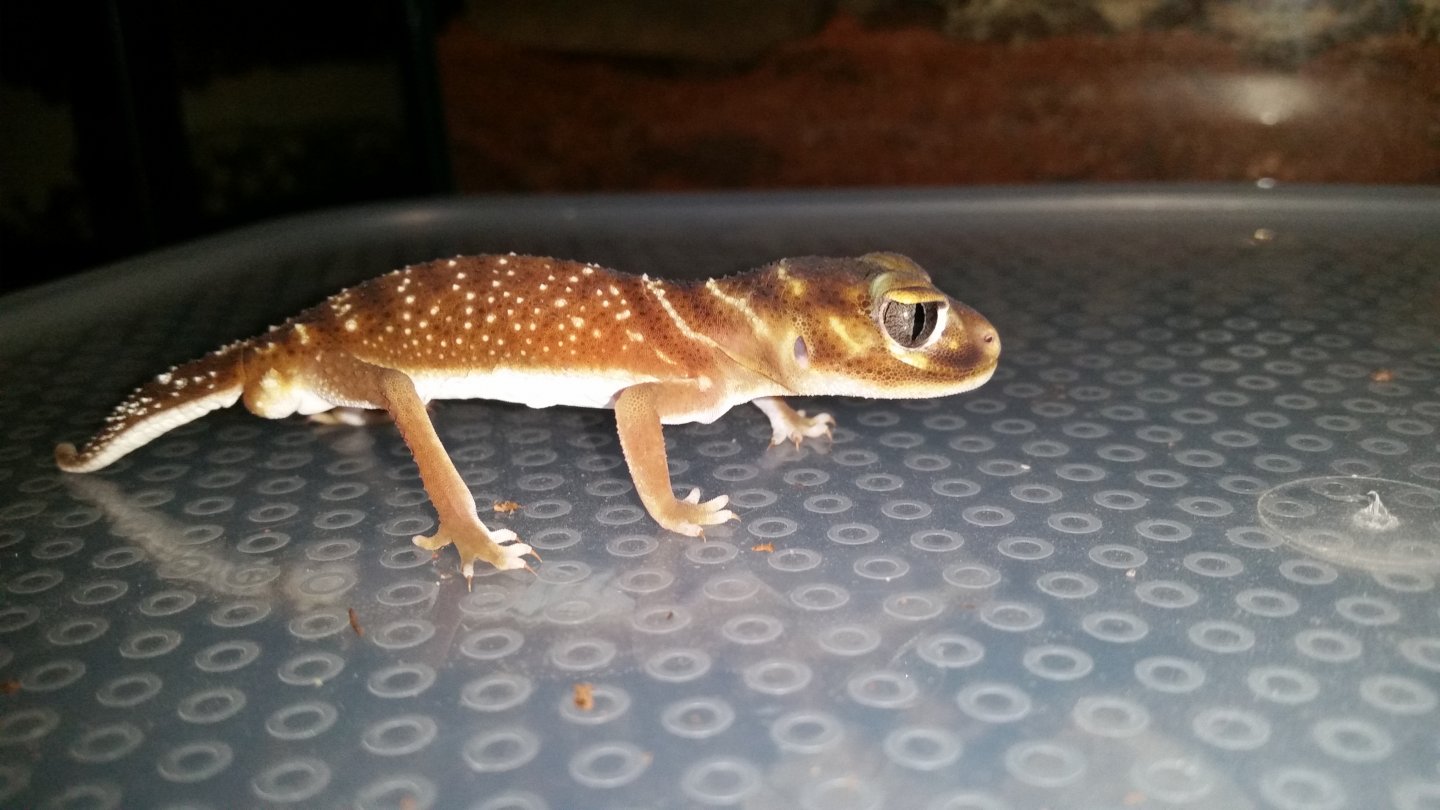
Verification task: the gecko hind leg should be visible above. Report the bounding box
[326,359,535,584]
[753,397,836,448]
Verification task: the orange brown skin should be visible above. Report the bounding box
[57,253,1000,583]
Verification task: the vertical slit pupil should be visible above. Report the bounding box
[881,299,940,347]
[911,303,927,343]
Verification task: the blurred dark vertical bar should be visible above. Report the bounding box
[396,0,454,194]
[70,0,199,257]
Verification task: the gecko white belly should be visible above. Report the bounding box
[412,369,641,411]
[405,369,744,425]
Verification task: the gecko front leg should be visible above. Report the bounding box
[614,383,737,536]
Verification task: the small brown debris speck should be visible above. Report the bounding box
[1370,368,1395,383]
[0,680,20,696]
[573,682,595,711]
[751,543,775,553]
[348,607,365,637]
[493,500,522,514]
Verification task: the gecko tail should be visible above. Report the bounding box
[56,340,251,473]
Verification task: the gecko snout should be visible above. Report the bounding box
[953,302,999,353]
[958,305,1001,374]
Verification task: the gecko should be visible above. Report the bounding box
[56,252,1000,585]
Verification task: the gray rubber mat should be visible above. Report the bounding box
[1,188,1438,809]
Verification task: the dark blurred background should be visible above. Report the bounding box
[2,0,1437,294]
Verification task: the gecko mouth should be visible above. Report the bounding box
[963,358,1000,389]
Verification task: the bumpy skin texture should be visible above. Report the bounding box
[57,253,1000,582]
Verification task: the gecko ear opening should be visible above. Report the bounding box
[793,336,811,369]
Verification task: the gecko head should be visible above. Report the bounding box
[779,253,1000,399]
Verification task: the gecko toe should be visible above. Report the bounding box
[414,519,535,580]
[710,509,738,526]
[679,493,734,531]
[492,541,535,569]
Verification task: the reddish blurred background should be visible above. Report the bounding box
[2,0,1436,292]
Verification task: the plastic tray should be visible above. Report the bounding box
[1,187,1438,809]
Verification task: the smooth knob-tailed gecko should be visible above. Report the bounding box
[56,252,1000,585]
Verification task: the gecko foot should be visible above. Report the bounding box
[653,489,738,537]
[413,520,536,586]
[768,410,836,448]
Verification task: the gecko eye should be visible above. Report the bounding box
[879,299,943,348]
